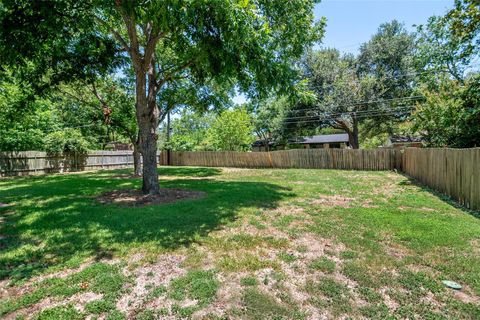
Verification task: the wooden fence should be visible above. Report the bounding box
[0,151,157,176]
[1,148,478,211]
[164,149,403,171]
[403,148,480,211]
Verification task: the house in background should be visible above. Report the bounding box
[290,133,350,149]
[385,135,424,148]
[252,133,350,151]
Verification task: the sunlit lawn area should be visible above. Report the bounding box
[0,167,479,319]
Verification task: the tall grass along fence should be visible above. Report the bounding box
[403,148,480,211]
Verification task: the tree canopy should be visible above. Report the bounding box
[0,0,324,194]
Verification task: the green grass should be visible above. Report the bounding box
[1,166,479,319]
[240,288,304,320]
[0,262,128,317]
[308,257,336,273]
[169,269,219,306]
[305,277,352,315]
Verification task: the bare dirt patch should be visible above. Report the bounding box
[0,260,95,300]
[96,188,205,207]
[310,195,355,208]
[451,289,480,304]
[118,253,186,316]
[361,199,379,208]
[4,291,103,320]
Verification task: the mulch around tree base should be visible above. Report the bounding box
[96,188,206,207]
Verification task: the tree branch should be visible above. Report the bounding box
[157,60,194,87]
[94,16,131,53]
[114,3,142,70]
[143,31,163,71]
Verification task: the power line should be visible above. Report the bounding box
[283,106,416,125]
[285,96,424,115]
[284,105,414,121]
[284,106,415,122]
[284,109,415,125]
[295,63,480,101]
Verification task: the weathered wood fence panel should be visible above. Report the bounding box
[403,148,480,211]
[166,149,403,171]
[0,151,154,176]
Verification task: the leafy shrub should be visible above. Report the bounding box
[44,129,90,154]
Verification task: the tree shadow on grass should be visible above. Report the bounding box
[0,167,293,282]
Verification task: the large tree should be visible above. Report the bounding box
[415,0,479,84]
[284,21,416,149]
[0,0,323,194]
[285,49,368,149]
[413,0,480,148]
[356,20,417,138]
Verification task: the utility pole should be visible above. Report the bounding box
[166,111,171,165]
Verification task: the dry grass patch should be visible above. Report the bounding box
[116,253,186,317]
[310,195,356,208]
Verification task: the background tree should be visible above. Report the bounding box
[285,49,371,149]
[161,110,215,151]
[206,108,255,151]
[356,20,417,138]
[0,72,55,151]
[248,96,289,151]
[0,0,324,194]
[415,15,476,83]
[413,0,480,148]
[44,129,90,155]
[413,75,480,147]
[446,0,480,62]
[282,21,416,149]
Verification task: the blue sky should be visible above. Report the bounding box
[234,0,454,105]
[315,0,453,54]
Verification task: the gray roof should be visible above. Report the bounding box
[293,133,349,144]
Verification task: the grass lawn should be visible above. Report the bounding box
[0,167,479,319]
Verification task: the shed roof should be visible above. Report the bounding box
[292,133,349,144]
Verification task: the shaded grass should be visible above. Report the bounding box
[0,168,292,281]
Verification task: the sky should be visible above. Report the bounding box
[315,0,453,54]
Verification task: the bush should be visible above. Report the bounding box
[206,108,255,151]
[44,129,90,154]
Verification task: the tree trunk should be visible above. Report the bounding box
[135,70,160,195]
[139,126,159,194]
[348,115,360,149]
[132,140,142,176]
